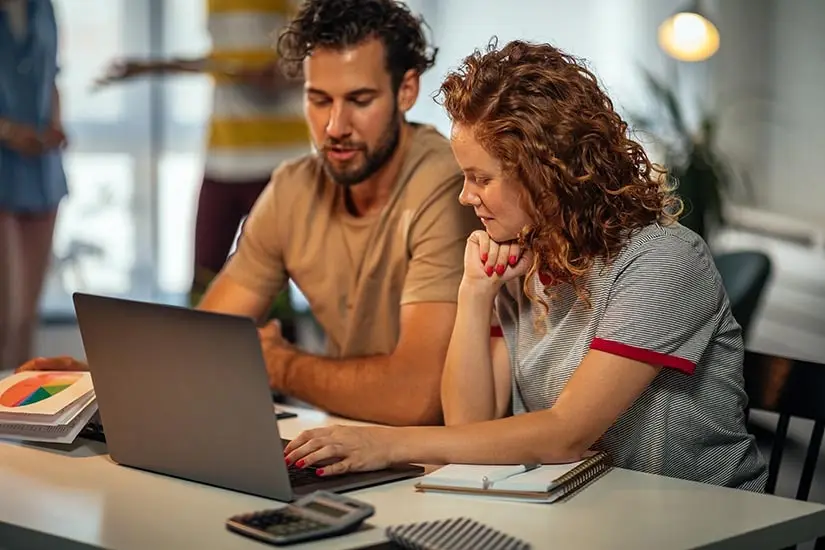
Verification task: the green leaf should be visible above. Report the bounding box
[633,64,759,239]
[640,67,688,139]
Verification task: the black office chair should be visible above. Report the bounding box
[714,251,772,341]
[743,350,825,550]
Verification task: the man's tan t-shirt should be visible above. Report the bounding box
[222,124,480,358]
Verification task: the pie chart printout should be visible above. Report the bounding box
[0,373,83,407]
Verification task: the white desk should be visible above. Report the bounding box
[1,405,824,550]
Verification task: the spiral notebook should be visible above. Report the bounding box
[414,451,611,503]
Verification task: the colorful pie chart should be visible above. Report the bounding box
[0,373,82,407]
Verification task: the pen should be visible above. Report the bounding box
[482,464,542,489]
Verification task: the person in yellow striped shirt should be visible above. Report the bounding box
[94,0,309,340]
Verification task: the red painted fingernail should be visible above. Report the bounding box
[295,459,305,468]
[480,253,488,263]
[485,265,494,277]
[495,264,505,276]
[316,469,325,476]
[509,255,517,266]
[285,457,291,466]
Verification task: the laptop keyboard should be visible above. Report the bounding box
[281,439,326,486]
[287,465,321,487]
[78,430,344,488]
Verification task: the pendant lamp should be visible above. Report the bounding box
[658,0,720,62]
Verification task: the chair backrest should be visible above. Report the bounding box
[714,251,772,340]
[743,350,825,501]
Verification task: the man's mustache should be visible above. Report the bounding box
[323,141,367,151]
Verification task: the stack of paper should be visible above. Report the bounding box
[0,371,97,444]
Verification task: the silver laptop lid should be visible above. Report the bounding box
[72,292,295,502]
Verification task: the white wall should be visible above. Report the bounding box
[764,0,825,224]
[711,0,825,228]
[403,0,825,228]
[711,0,776,208]
[407,0,683,138]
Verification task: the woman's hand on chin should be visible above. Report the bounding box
[462,230,532,293]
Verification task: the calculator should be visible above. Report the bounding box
[226,490,375,546]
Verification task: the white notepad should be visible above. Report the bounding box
[414,453,612,503]
[420,461,583,490]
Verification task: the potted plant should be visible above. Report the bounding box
[630,68,750,240]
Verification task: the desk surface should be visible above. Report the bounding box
[1,405,825,550]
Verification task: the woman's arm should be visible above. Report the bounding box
[402,350,660,465]
[440,283,511,424]
[284,349,660,474]
[441,230,518,425]
[50,84,61,128]
[0,118,44,156]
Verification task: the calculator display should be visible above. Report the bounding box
[304,501,347,518]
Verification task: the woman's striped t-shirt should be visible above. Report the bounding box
[494,222,768,491]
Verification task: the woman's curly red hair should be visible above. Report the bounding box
[437,39,681,312]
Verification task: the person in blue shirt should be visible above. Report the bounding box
[0,0,67,370]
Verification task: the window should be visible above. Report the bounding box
[43,0,152,318]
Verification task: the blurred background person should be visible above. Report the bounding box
[93,0,309,340]
[0,0,67,370]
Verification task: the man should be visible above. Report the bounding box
[93,0,309,336]
[22,0,480,427]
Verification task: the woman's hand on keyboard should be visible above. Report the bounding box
[283,425,399,476]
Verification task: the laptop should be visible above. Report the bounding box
[72,292,423,502]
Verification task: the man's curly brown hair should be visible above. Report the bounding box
[437,39,681,313]
[276,0,437,91]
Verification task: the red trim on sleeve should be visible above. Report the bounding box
[590,338,695,375]
[490,326,504,338]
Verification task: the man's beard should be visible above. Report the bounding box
[321,110,401,187]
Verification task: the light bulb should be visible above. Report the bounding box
[658,10,720,62]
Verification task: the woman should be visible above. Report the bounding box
[0,0,67,370]
[284,39,768,491]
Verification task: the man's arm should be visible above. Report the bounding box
[266,165,477,427]
[268,301,457,427]
[197,271,275,323]
[95,56,299,95]
[230,61,304,95]
[92,57,209,89]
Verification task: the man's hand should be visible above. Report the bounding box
[93,59,152,89]
[258,320,295,391]
[2,122,44,156]
[16,356,88,373]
